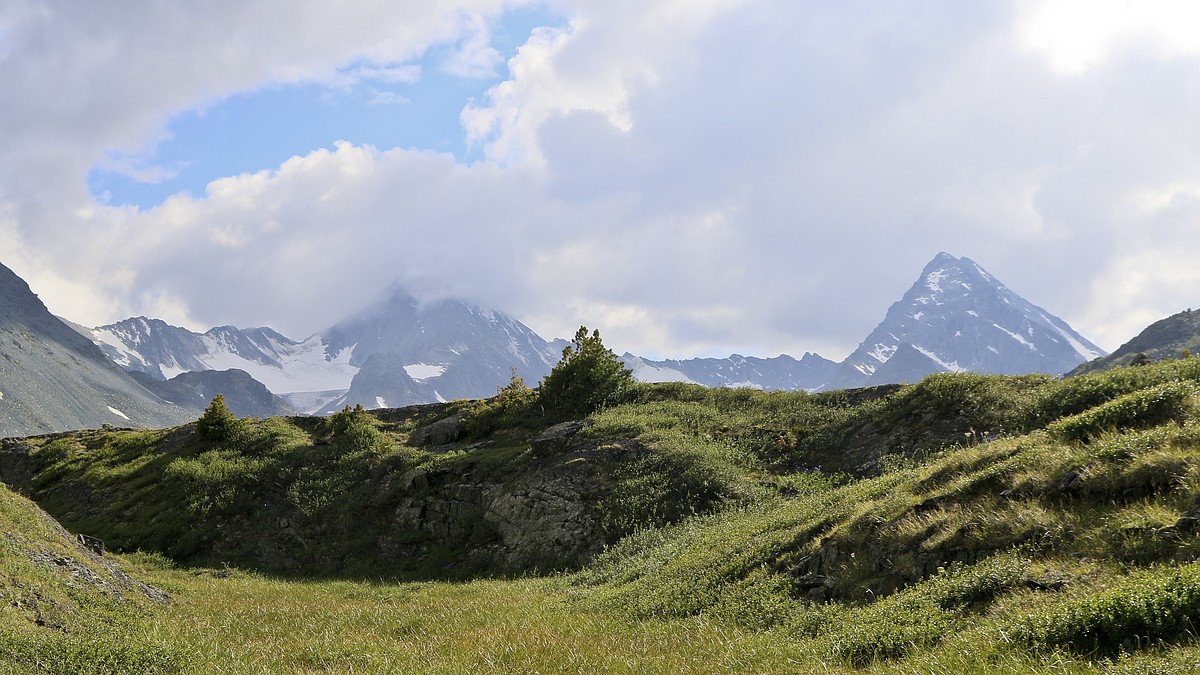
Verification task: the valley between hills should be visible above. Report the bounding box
[5,254,1200,671]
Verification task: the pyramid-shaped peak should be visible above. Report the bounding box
[910,252,1009,299]
[826,252,1106,390]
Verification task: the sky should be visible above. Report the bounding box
[3,0,1200,361]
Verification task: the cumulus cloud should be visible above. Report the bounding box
[3,0,1200,360]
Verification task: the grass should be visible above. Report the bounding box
[126,562,811,674]
[8,357,1200,671]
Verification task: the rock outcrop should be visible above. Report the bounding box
[385,436,609,572]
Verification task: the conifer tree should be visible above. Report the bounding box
[537,326,634,420]
[196,394,238,441]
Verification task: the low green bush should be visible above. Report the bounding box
[463,373,539,436]
[1011,561,1200,655]
[1047,382,1196,443]
[820,553,1030,665]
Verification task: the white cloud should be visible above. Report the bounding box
[1017,0,1200,75]
[440,12,504,78]
[4,0,1200,361]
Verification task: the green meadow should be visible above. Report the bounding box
[9,354,1200,672]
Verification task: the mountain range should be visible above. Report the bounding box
[0,251,1151,437]
[88,287,567,415]
[620,352,840,391]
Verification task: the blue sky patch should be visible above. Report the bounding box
[87,5,564,209]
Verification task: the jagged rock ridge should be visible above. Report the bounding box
[621,352,839,391]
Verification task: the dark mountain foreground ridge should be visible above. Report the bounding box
[129,368,294,418]
[1070,307,1200,376]
[6,353,1200,669]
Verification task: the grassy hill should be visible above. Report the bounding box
[0,482,179,672]
[7,356,1200,670]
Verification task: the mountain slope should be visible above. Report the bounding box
[1068,308,1200,376]
[0,262,189,437]
[129,369,294,418]
[827,252,1105,389]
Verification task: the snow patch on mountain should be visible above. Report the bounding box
[925,268,948,293]
[912,345,963,373]
[404,364,446,381]
[868,343,898,363]
[1033,309,1106,361]
[992,323,1035,350]
[625,356,696,384]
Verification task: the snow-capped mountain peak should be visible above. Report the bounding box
[826,252,1105,389]
[85,285,563,415]
[89,317,357,397]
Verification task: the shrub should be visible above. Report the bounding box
[537,327,634,421]
[1047,382,1196,443]
[1011,561,1200,655]
[821,553,1029,665]
[464,371,539,436]
[325,404,386,455]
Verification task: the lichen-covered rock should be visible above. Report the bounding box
[386,443,609,573]
[407,414,466,447]
[530,419,590,455]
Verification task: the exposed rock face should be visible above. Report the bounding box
[407,413,467,447]
[530,419,590,455]
[385,437,611,572]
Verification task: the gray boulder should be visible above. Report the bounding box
[407,414,466,447]
[531,420,590,455]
